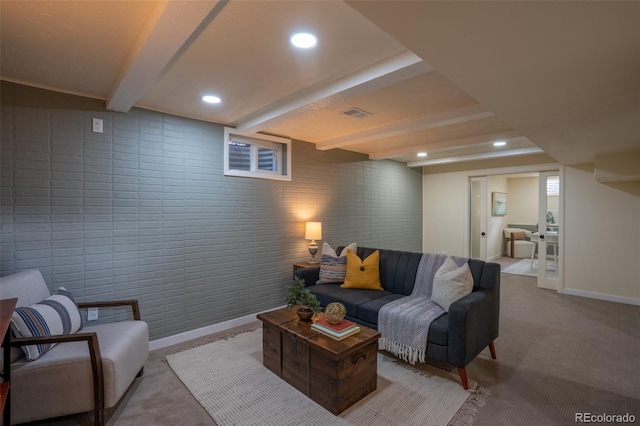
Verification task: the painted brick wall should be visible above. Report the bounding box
[0,82,422,339]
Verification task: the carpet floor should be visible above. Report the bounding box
[21,268,640,426]
[166,329,486,426]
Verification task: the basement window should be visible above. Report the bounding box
[224,128,291,181]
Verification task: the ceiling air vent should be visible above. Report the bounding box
[340,107,372,119]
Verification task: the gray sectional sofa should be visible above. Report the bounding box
[294,246,500,388]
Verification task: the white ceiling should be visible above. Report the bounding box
[1,1,638,170]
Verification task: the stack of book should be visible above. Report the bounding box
[311,317,360,341]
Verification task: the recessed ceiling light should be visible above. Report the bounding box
[290,32,317,49]
[417,152,427,157]
[493,141,507,147]
[202,95,221,104]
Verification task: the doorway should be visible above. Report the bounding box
[468,170,563,291]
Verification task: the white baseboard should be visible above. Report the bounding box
[562,288,640,306]
[487,254,502,261]
[148,305,285,351]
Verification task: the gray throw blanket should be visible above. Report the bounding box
[378,253,468,365]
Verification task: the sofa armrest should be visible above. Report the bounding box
[78,300,141,320]
[447,288,499,368]
[293,266,321,287]
[11,332,105,425]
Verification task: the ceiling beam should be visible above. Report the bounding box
[594,150,640,183]
[407,146,544,168]
[347,1,640,167]
[368,131,521,160]
[106,0,226,112]
[235,51,432,135]
[316,103,494,151]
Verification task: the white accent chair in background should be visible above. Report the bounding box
[503,228,536,259]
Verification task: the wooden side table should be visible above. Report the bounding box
[293,260,320,272]
[293,261,320,273]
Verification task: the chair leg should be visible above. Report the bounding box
[95,405,104,426]
[531,242,537,270]
[510,237,515,258]
[489,341,497,359]
[457,367,469,390]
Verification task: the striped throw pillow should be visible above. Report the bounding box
[318,242,357,284]
[10,287,83,361]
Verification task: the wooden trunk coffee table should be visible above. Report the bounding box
[257,308,380,415]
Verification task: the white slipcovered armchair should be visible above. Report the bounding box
[0,270,148,425]
[503,227,536,259]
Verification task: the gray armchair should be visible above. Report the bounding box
[1,270,148,425]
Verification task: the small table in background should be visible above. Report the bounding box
[530,232,559,271]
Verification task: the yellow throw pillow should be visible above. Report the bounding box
[341,250,383,290]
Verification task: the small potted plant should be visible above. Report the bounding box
[285,277,321,320]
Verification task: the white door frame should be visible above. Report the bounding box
[462,163,564,292]
[536,170,564,291]
[469,177,487,260]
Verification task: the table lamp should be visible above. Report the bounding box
[305,222,322,263]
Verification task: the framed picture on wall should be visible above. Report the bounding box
[492,192,507,216]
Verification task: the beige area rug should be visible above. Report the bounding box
[167,329,488,426]
[502,257,557,279]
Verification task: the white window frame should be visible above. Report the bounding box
[224,127,292,181]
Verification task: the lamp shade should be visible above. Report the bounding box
[305,222,322,240]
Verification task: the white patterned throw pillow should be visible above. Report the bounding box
[10,287,83,361]
[317,242,357,284]
[431,257,473,312]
